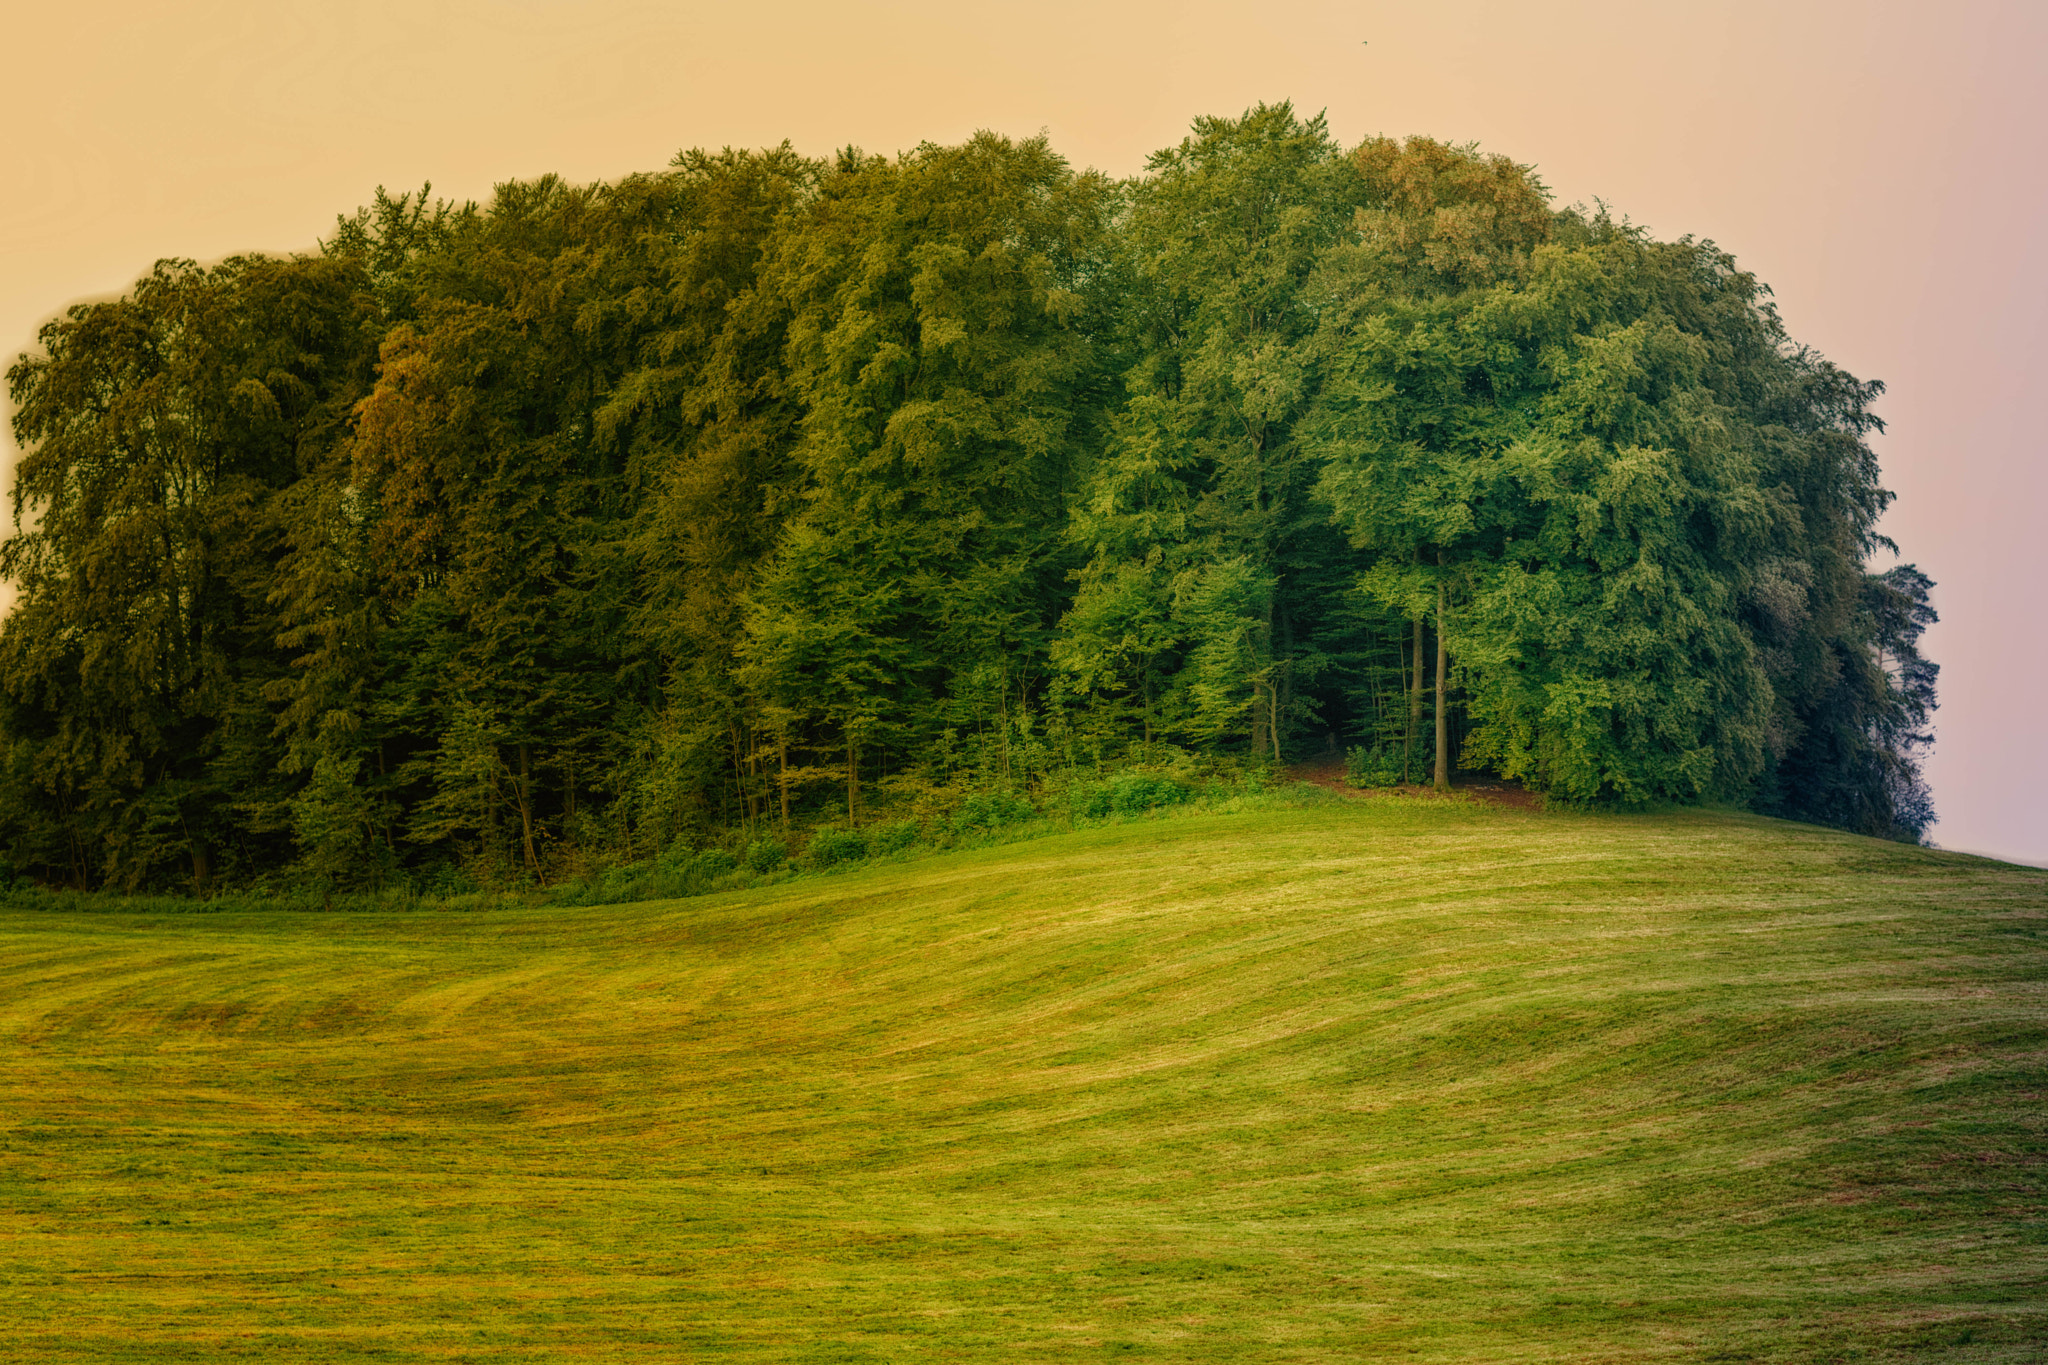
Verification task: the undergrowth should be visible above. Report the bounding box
[0,774,1357,914]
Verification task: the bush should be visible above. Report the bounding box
[741,838,787,873]
[868,821,922,855]
[1075,770,1190,819]
[595,861,654,899]
[1345,744,1405,788]
[419,863,480,897]
[804,825,868,868]
[562,841,743,906]
[949,791,1035,836]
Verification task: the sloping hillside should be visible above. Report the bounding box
[1,799,2042,1361]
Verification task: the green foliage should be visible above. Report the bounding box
[741,836,788,873]
[863,820,920,855]
[287,720,393,890]
[1073,770,1191,819]
[0,112,1937,890]
[1061,104,1365,765]
[555,841,750,906]
[803,825,868,868]
[682,844,736,879]
[948,791,1035,836]
[1344,744,1405,789]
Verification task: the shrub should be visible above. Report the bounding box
[804,825,868,868]
[1345,744,1405,788]
[563,841,743,906]
[1075,770,1190,819]
[868,821,922,855]
[949,791,1035,836]
[742,838,787,873]
[420,863,480,897]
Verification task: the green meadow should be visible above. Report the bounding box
[1,796,2043,1361]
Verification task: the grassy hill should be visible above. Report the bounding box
[1,795,2043,1361]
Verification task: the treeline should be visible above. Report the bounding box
[0,105,1936,893]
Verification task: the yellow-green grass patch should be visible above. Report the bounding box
[2,800,2043,1360]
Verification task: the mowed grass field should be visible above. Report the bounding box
[1,797,2044,1362]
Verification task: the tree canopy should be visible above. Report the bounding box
[0,106,1938,892]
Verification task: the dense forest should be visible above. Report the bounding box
[0,106,1938,894]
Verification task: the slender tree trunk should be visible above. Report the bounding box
[1434,579,1451,791]
[998,664,1013,784]
[1142,676,1153,759]
[58,793,80,890]
[729,720,749,833]
[380,742,395,852]
[746,721,761,824]
[778,736,790,834]
[1405,616,1423,784]
[516,742,539,876]
[1249,679,1263,760]
[486,763,501,874]
[1271,662,1284,764]
[846,729,859,825]
[1275,606,1295,766]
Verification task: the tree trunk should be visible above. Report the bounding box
[516,742,539,876]
[746,720,761,824]
[486,763,501,871]
[60,794,83,890]
[380,742,396,852]
[1406,615,1423,785]
[729,721,749,832]
[1249,678,1265,760]
[998,664,1013,784]
[778,735,790,834]
[1434,579,1451,791]
[1261,663,1277,769]
[1142,677,1153,759]
[846,729,859,825]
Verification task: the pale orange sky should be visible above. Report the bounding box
[4,0,2043,860]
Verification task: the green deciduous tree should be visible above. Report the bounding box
[0,112,1939,888]
[739,133,1111,809]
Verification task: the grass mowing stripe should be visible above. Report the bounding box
[0,799,2042,1360]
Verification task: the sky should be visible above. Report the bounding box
[3,0,2042,862]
